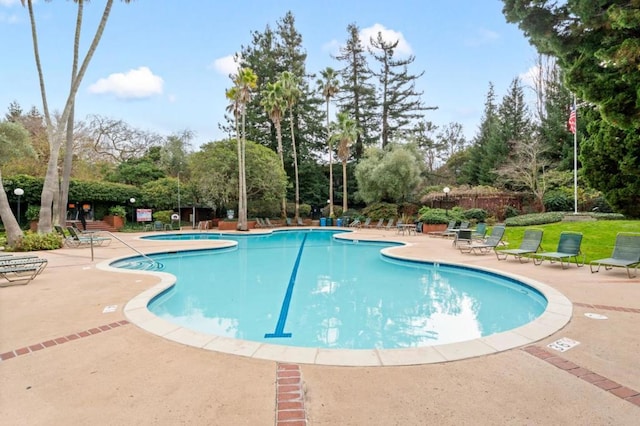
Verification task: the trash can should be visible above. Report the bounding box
[326,218,333,226]
[320,217,326,227]
[337,218,343,227]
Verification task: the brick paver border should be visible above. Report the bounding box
[276,363,307,426]
[523,345,640,407]
[0,320,130,362]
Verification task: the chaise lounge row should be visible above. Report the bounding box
[0,253,48,286]
[466,227,640,278]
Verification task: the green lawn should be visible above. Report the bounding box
[499,220,640,263]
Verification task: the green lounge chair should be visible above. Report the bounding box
[459,226,506,255]
[532,232,584,269]
[590,233,640,278]
[428,220,456,238]
[67,226,112,247]
[374,219,385,229]
[496,228,544,262]
[472,223,487,241]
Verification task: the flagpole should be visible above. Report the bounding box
[573,94,578,214]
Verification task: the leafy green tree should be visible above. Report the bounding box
[335,23,378,160]
[140,177,179,211]
[317,67,340,216]
[369,31,436,148]
[21,0,133,233]
[106,157,166,186]
[160,130,193,178]
[0,121,36,247]
[355,143,424,204]
[189,140,286,213]
[331,112,359,212]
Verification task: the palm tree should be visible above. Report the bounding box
[331,112,359,213]
[279,71,302,221]
[317,67,340,217]
[21,0,133,233]
[260,81,288,218]
[226,67,258,231]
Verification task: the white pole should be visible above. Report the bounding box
[573,95,578,214]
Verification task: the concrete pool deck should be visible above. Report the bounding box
[1,227,639,424]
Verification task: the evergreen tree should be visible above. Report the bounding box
[334,23,378,160]
[369,32,436,148]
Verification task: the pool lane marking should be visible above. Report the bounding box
[265,233,308,339]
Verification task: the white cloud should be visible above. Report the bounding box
[88,66,163,99]
[519,64,538,89]
[167,94,177,103]
[209,54,240,76]
[322,39,341,55]
[360,23,413,56]
[0,0,20,7]
[464,28,500,47]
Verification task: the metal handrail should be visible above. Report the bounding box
[100,232,163,269]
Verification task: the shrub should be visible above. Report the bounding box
[543,189,573,212]
[417,207,450,224]
[362,202,398,220]
[108,205,127,217]
[153,210,173,223]
[462,208,487,223]
[26,205,40,221]
[504,212,564,226]
[591,212,625,220]
[503,205,520,219]
[11,231,63,251]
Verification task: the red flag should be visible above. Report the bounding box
[568,105,576,134]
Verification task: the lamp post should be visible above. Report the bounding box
[443,187,450,215]
[177,172,181,223]
[129,197,136,225]
[14,188,24,224]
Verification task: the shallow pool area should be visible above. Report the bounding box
[105,229,572,365]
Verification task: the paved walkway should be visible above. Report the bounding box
[1,228,639,425]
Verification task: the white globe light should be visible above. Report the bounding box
[130,198,136,203]
[14,188,24,196]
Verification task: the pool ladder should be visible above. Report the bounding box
[103,232,164,270]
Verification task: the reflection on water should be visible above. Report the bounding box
[121,231,546,349]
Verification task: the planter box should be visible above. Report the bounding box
[421,223,447,233]
[104,215,125,230]
[218,220,257,230]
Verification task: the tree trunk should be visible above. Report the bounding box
[342,159,348,212]
[289,109,300,220]
[0,171,23,247]
[275,122,286,218]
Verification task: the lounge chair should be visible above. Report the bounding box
[374,219,385,229]
[255,218,267,228]
[532,232,584,269]
[285,217,293,226]
[297,218,305,226]
[264,218,276,228]
[384,218,395,231]
[495,228,544,262]
[361,218,371,228]
[0,256,48,286]
[459,226,506,255]
[590,233,640,278]
[427,220,456,237]
[349,219,361,228]
[66,226,112,247]
[472,223,487,241]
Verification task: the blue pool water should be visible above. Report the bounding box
[113,230,547,349]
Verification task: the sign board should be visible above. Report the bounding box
[136,208,152,222]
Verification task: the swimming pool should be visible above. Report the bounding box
[109,230,571,364]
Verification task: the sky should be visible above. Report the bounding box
[0,0,538,148]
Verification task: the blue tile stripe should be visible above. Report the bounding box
[265,233,308,338]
